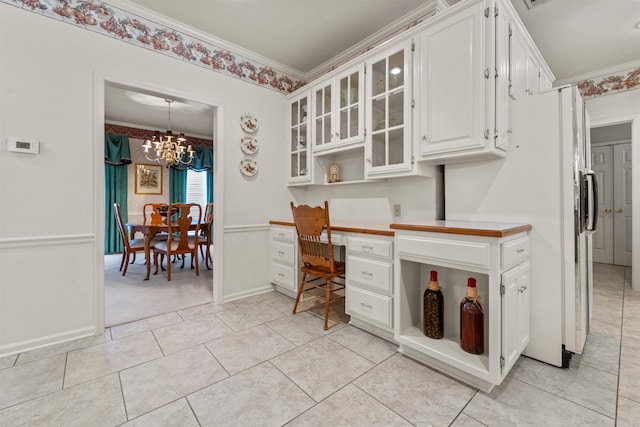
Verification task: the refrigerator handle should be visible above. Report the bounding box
[584,171,598,232]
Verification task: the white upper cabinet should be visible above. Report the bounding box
[311,64,365,154]
[286,91,312,185]
[510,23,552,98]
[495,2,511,151]
[365,39,413,177]
[416,0,497,163]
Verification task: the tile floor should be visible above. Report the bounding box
[0,263,635,426]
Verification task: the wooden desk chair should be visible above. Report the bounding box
[290,200,346,330]
[114,202,149,276]
[153,203,202,281]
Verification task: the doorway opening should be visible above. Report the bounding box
[97,78,223,328]
[590,122,632,267]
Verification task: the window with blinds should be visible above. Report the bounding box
[186,169,208,217]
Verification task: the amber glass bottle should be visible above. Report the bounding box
[460,278,484,354]
[423,270,444,339]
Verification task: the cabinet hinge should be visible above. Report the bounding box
[411,42,416,52]
[484,68,490,79]
[484,6,490,18]
[364,129,367,137]
[411,99,415,108]
[508,24,512,36]
[500,284,505,295]
[500,355,505,367]
[494,128,499,139]
[494,5,499,16]
[495,68,499,78]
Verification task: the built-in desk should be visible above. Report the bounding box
[269,220,396,339]
[269,219,532,391]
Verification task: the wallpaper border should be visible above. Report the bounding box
[1,0,306,94]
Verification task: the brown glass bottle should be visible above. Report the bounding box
[460,278,484,354]
[423,270,444,339]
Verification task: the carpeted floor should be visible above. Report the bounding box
[104,253,214,327]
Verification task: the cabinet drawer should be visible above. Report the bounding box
[271,227,295,243]
[347,286,393,328]
[501,236,529,270]
[397,236,490,269]
[271,262,296,289]
[347,236,393,259]
[347,255,393,293]
[272,241,295,266]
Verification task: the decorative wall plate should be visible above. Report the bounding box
[240,158,258,176]
[240,113,259,133]
[240,135,258,154]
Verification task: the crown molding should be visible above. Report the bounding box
[305,0,449,80]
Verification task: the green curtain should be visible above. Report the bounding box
[173,146,213,172]
[104,134,131,254]
[169,168,187,204]
[206,170,214,204]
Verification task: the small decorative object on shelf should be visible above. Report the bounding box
[423,270,444,339]
[328,163,341,183]
[460,277,484,354]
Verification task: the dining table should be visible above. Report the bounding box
[127,219,200,280]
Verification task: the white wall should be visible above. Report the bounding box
[0,4,290,355]
[290,175,443,225]
[586,90,640,290]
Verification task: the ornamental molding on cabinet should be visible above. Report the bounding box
[577,65,640,99]
[1,0,306,94]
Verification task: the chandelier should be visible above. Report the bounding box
[142,99,195,167]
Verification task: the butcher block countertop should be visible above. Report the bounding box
[270,220,531,238]
[390,220,532,238]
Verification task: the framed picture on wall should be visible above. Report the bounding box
[135,163,162,195]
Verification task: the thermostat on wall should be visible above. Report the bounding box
[7,137,39,154]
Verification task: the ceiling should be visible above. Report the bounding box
[107,0,640,138]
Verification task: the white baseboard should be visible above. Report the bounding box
[223,285,274,302]
[0,326,98,358]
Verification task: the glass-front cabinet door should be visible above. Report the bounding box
[312,63,365,153]
[312,82,333,151]
[287,91,311,184]
[336,63,364,146]
[365,40,412,177]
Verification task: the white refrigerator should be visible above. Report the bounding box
[444,85,598,367]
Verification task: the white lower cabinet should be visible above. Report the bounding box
[269,225,298,296]
[394,228,530,391]
[345,234,395,341]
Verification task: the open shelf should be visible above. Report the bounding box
[397,259,493,382]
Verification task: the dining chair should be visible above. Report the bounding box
[114,202,149,276]
[143,203,168,225]
[290,200,346,330]
[198,203,213,270]
[153,203,202,281]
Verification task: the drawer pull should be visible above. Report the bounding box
[516,249,525,254]
[361,271,373,280]
[361,245,374,251]
[360,302,373,312]
[278,273,285,278]
[278,251,285,256]
[278,233,285,238]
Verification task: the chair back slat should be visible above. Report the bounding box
[290,201,335,273]
[167,203,201,251]
[143,203,168,225]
